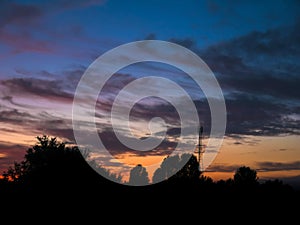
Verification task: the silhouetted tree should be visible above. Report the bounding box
[172,154,200,181]
[88,159,123,183]
[261,179,294,193]
[128,164,149,185]
[1,134,298,203]
[199,174,213,184]
[2,161,27,183]
[152,153,200,183]
[1,135,122,192]
[233,166,259,189]
[152,154,180,183]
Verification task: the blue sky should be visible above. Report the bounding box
[0,0,300,185]
[1,0,299,74]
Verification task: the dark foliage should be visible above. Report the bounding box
[0,135,299,211]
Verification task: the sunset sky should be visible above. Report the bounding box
[0,0,300,187]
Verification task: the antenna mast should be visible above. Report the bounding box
[194,126,205,171]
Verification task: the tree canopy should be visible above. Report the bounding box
[233,165,259,189]
[128,164,149,186]
[1,135,122,192]
[0,135,297,200]
[152,153,200,184]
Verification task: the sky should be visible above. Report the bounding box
[0,0,300,187]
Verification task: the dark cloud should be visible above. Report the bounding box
[92,73,137,113]
[51,0,106,10]
[144,34,197,50]
[225,134,261,146]
[233,141,242,145]
[192,22,300,137]
[168,37,197,49]
[0,142,28,173]
[1,77,73,102]
[206,0,220,13]
[44,128,75,143]
[97,90,208,139]
[165,127,181,137]
[61,67,86,92]
[0,0,105,28]
[257,161,300,172]
[206,161,300,173]
[98,129,178,157]
[32,112,75,142]
[95,72,186,118]
[99,73,136,100]
[129,98,181,126]
[0,29,53,54]
[0,108,75,142]
[14,66,85,92]
[0,1,43,27]
[219,71,300,101]
[1,95,26,107]
[0,1,49,53]
[144,33,156,40]
[0,109,32,124]
[205,163,245,172]
[0,0,106,55]
[202,22,300,101]
[224,93,300,136]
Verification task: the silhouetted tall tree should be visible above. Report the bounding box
[128,164,149,186]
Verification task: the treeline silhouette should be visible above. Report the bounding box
[0,135,299,205]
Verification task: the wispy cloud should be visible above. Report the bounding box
[0,0,108,56]
[0,0,106,28]
[98,129,178,157]
[0,1,43,27]
[205,163,245,172]
[0,109,32,124]
[0,109,74,141]
[0,141,28,172]
[257,161,300,172]
[1,77,74,102]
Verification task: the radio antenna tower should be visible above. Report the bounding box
[194,126,205,172]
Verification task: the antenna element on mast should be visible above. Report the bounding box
[194,126,205,171]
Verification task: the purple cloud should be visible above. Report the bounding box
[1,77,73,102]
[0,142,28,173]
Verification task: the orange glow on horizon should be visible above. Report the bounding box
[1,122,299,185]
